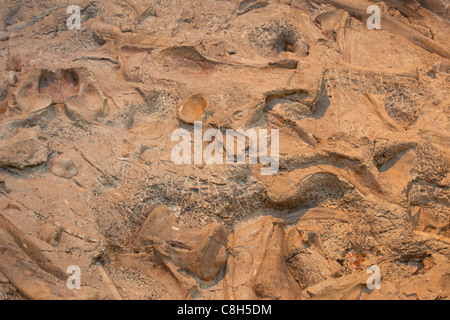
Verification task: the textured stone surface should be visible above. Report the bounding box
[0,0,448,300]
[50,154,78,179]
[0,126,49,170]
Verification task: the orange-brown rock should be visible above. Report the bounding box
[0,0,449,301]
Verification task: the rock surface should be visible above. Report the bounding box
[50,154,78,179]
[0,0,449,300]
[0,126,49,170]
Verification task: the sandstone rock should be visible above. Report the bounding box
[268,59,298,69]
[266,168,350,208]
[301,272,368,300]
[14,67,109,124]
[38,224,63,247]
[50,154,78,179]
[284,226,342,289]
[0,31,9,41]
[0,0,449,301]
[124,0,157,22]
[0,126,49,170]
[134,205,228,283]
[0,246,97,300]
[119,47,150,83]
[14,69,53,117]
[372,139,416,167]
[216,216,302,300]
[6,51,35,73]
[268,101,312,121]
[416,0,450,18]
[87,19,122,42]
[237,0,270,16]
[115,203,229,299]
[253,219,302,299]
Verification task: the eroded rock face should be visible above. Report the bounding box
[226,216,302,300]
[0,0,449,301]
[133,205,228,283]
